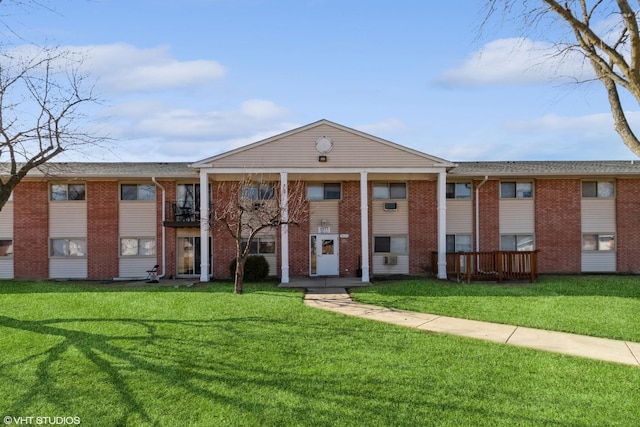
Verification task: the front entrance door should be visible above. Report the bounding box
[310,234,339,276]
[177,237,212,276]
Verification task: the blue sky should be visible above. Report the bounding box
[5,0,639,162]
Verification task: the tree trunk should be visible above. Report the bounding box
[234,258,245,294]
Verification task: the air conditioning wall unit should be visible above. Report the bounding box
[383,202,397,211]
[384,255,398,265]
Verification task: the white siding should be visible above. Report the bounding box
[309,201,339,234]
[499,199,535,234]
[581,252,616,272]
[50,202,87,237]
[119,258,155,278]
[372,255,409,275]
[263,254,277,276]
[0,201,13,237]
[50,258,87,279]
[372,200,408,234]
[581,199,616,232]
[446,200,472,233]
[210,124,441,169]
[0,259,13,278]
[119,203,156,235]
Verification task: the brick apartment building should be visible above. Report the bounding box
[1,120,639,282]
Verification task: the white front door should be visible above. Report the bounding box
[310,234,339,276]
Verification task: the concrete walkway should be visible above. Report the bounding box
[304,287,640,367]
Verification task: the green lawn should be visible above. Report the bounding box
[352,275,640,342]
[0,280,638,426]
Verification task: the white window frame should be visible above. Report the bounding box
[50,183,86,201]
[446,234,472,252]
[581,181,615,198]
[307,183,341,200]
[120,237,157,257]
[582,233,615,251]
[500,234,535,251]
[446,182,472,199]
[500,181,533,199]
[373,235,408,254]
[50,238,87,257]
[242,237,276,255]
[0,239,13,257]
[373,182,407,200]
[120,184,156,201]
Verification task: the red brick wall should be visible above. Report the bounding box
[157,180,177,278]
[477,180,500,251]
[285,181,310,278]
[211,182,237,279]
[14,181,49,278]
[409,180,437,274]
[338,181,365,277]
[534,179,581,273]
[616,178,640,272]
[87,181,119,279]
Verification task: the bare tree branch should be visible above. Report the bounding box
[211,175,308,294]
[485,0,640,156]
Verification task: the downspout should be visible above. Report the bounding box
[475,176,488,252]
[151,177,167,279]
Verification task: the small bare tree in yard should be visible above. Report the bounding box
[212,175,308,294]
[485,0,640,157]
[0,46,104,210]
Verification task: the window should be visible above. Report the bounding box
[582,181,615,198]
[51,184,85,201]
[374,236,408,254]
[0,240,13,256]
[373,182,407,199]
[120,238,156,256]
[582,234,615,251]
[50,239,87,257]
[500,182,533,198]
[121,184,155,201]
[446,234,472,252]
[241,182,275,200]
[500,235,535,251]
[307,183,341,200]
[178,183,199,209]
[242,237,276,255]
[446,183,471,199]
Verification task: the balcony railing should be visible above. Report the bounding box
[163,202,211,228]
[432,251,538,283]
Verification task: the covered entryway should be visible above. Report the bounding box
[310,234,339,276]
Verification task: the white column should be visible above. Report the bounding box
[360,171,370,282]
[280,172,289,283]
[437,171,447,279]
[199,169,210,282]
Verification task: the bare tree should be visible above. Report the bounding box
[212,176,308,294]
[0,46,104,210]
[485,0,640,157]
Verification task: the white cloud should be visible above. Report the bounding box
[105,99,289,139]
[73,43,226,92]
[438,37,593,87]
[430,111,640,162]
[89,98,296,162]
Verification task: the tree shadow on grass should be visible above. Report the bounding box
[0,315,286,425]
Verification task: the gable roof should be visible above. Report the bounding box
[449,161,640,177]
[191,119,455,169]
[0,162,196,179]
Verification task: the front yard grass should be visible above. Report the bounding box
[0,279,638,426]
[351,275,640,342]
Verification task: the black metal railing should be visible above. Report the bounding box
[164,202,211,227]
